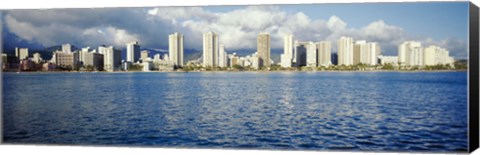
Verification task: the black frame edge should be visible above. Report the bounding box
[469,1,480,153]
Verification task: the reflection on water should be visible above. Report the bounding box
[2,72,468,152]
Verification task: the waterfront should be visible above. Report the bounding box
[2,72,468,152]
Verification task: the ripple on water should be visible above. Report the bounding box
[2,72,468,152]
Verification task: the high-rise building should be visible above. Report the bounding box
[317,41,332,66]
[257,32,271,67]
[62,43,72,53]
[331,53,338,65]
[353,40,380,66]
[98,46,107,54]
[141,50,149,62]
[423,45,454,66]
[250,54,260,69]
[353,40,366,65]
[15,47,29,60]
[280,34,294,68]
[79,47,91,66]
[55,52,79,69]
[338,36,354,65]
[367,42,381,65]
[398,41,423,66]
[32,52,43,64]
[228,53,239,67]
[126,41,140,63]
[306,42,317,67]
[101,46,121,72]
[294,41,307,67]
[84,52,104,71]
[169,32,184,67]
[218,44,227,67]
[203,32,219,67]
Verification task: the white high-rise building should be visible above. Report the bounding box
[250,55,260,69]
[79,47,91,65]
[398,41,423,66]
[353,41,380,65]
[218,44,227,67]
[338,36,354,65]
[353,40,367,65]
[367,42,380,65]
[203,32,219,67]
[126,41,140,63]
[169,32,184,67]
[317,41,332,66]
[101,46,121,72]
[257,32,271,67]
[398,43,407,65]
[15,47,29,60]
[423,45,454,66]
[280,34,294,68]
[306,42,317,67]
[62,43,72,53]
[153,54,162,62]
[141,50,150,62]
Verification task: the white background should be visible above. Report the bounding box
[0,0,479,155]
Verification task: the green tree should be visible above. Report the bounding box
[128,64,143,71]
[232,64,244,71]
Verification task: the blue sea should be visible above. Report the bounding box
[2,72,468,152]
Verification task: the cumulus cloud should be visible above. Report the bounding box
[2,6,467,58]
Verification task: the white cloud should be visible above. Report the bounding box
[82,27,140,47]
[327,15,347,31]
[3,6,467,58]
[5,14,38,41]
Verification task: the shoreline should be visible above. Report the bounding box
[2,70,468,74]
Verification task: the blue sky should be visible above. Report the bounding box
[1,1,470,58]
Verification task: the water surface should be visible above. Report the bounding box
[2,72,468,152]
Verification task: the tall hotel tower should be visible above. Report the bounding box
[101,46,121,72]
[169,32,184,67]
[126,41,140,62]
[317,41,332,66]
[281,34,294,68]
[398,41,422,66]
[218,44,228,67]
[203,32,219,67]
[338,36,354,65]
[257,32,271,67]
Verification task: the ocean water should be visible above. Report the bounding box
[2,72,468,152]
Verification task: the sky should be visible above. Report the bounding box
[0,2,470,58]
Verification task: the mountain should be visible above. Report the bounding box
[2,30,45,58]
[36,45,80,60]
[184,49,202,62]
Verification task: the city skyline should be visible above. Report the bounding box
[0,2,469,59]
[3,31,457,73]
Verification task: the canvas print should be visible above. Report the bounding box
[0,2,473,153]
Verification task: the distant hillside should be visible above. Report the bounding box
[33,45,80,60]
[185,49,202,62]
